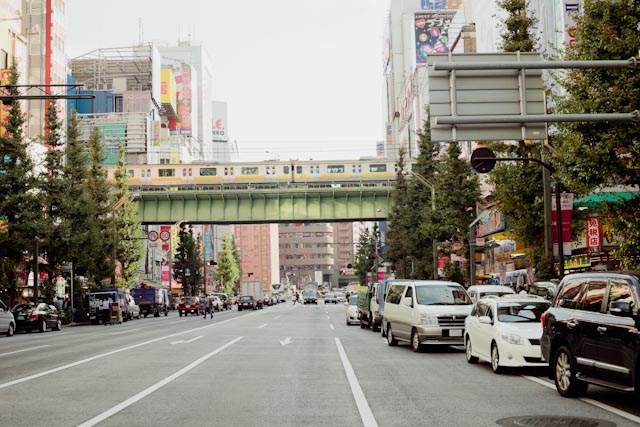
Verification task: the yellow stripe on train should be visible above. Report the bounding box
[318,174,353,179]
[192,176,224,181]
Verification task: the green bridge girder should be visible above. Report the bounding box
[135,186,393,224]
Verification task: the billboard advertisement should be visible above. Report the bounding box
[415,11,457,65]
[212,101,229,142]
[166,63,193,136]
[421,0,461,9]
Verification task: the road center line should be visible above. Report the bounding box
[110,328,140,335]
[258,323,268,329]
[329,323,335,330]
[523,375,640,424]
[77,336,243,427]
[0,345,51,357]
[0,315,240,390]
[334,338,378,427]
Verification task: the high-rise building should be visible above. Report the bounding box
[233,223,279,293]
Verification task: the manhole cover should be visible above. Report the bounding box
[496,416,616,427]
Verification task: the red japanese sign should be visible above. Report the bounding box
[587,217,601,248]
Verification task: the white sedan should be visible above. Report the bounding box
[345,295,358,325]
[464,295,550,373]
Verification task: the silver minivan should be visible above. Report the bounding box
[383,280,473,352]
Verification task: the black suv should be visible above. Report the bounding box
[541,271,640,397]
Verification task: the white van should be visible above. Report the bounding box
[383,280,473,352]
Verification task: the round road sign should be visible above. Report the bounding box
[160,230,171,241]
[148,230,159,242]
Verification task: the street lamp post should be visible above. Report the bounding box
[404,171,438,279]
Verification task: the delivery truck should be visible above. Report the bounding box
[131,287,169,317]
[240,281,264,309]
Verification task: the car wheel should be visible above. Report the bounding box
[179,312,182,317]
[372,322,380,333]
[40,318,47,333]
[386,325,398,346]
[411,329,422,352]
[491,343,504,374]
[7,322,15,337]
[554,345,588,397]
[465,336,478,364]
[54,319,62,331]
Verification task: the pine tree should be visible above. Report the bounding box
[113,146,144,289]
[432,143,481,285]
[354,228,374,285]
[215,235,239,295]
[0,64,40,303]
[497,0,538,52]
[384,149,412,278]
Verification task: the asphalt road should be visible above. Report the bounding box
[1,302,639,427]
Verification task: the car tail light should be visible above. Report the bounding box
[540,311,547,327]
[28,313,38,320]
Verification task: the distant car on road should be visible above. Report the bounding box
[238,295,257,311]
[178,296,202,316]
[345,294,359,325]
[0,300,16,336]
[125,294,140,320]
[466,285,515,302]
[12,302,62,333]
[324,293,337,304]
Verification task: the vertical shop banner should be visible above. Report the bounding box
[204,231,211,259]
[161,264,170,289]
[551,193,574,258]
[179,64,192,135]
[564,0,580,48]
[587,217,601,248]
[415,11,456,65]
[161,225,171,251]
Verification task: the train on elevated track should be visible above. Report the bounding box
[104,158,416,190]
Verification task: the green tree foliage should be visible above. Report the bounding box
[173,225,202,295]
[432,143,481,285]
[38,101,70,298]
[0,64,40,303]
[497,0,538,52]
[113,146,144,289]
[215,235,239,294]
[554,0,640,266]
[354,228,375,285]
[384,149,412,278]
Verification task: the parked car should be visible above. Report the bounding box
[262,294,272,307]
[541,271,640,397]
[0,300,16,336]
[210,292,232,310]
[125,293,140,320]
[178,296,202,316]
[465,294,550,373]
[12,302,62,333]
[466,285,515,302]
[528,281,558,301]
[324,293,337,304]
[238,295,257,311]
[383,280,473,351]
[208,295,223,311]
[345,294,359,325]
[335,291,346,302]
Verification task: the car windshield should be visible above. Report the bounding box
[349,295,358,305]
[240,296,252,301]
[415,285,472,305]
[497,301,550,322]
[325,293,335,298]
[480,291,512,298]
[12,303,34,312]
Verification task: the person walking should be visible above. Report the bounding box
[204,297,214,319]
[293,292,299,305]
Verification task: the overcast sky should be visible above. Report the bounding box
[66,0,390,162]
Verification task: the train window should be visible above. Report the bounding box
[127,170,134,178]
[200,168,217,176]
[159,168,176,177]
[327,165,345,174]
[370,164,387,173]
[141,169,146,178]
[182,168,187,177]
[310,166,315,174]
[147,169,151,177]
[225,167,235,175]
[283,166,290,174]
[188,168,192,176]
[241,167,259,175]
[296,166,303,174]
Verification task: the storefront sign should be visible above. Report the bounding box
[587,217,601,248]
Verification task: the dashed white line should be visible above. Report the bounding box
[258,323,268,329]
[0,345,51,357]
[110,328,140,335]
[335,338,378,427]
[329,323,335,330]
[77,336,243,427]
[523,375,640,424]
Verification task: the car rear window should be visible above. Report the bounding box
[415,285,471,305]
[497,301,550,322]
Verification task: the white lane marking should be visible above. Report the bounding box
[335,338,378,427]
[523,375,640,424]
[170,320,188,324]
[110,328,140,336]
[0,315,240,390]
[280,337,293,346]
[76,336,243,427]
[170,336,202,345]
[329,323,335,330]
[0,345,51,357]
[258,323,268,329]
[326,315,331,320]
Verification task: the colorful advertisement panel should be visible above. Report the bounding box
[421,0,461,9]
[564,0,580,49]
[166,64,193,136]
[415,11,456,65]
[212,101,228,142]
[0,69,11,136]
[552,193,574,259]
